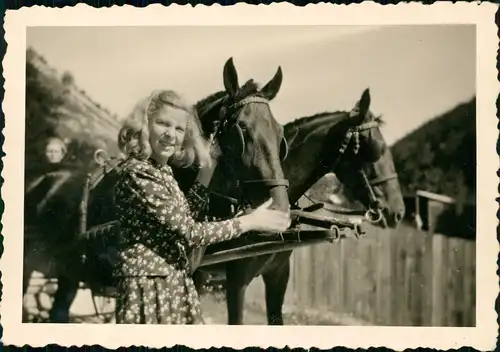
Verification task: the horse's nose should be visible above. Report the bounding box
[394,208,405,224]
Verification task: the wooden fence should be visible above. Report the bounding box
[245,191,476,326]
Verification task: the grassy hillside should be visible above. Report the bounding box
[25,47,121,179]
[391,97,476,206]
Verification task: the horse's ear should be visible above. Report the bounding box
[359,88,371,116]
[350,88,371,120]
[223,57,239,97]
[261,66,283,101]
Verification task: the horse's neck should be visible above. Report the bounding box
[208,156,239,197]
[195,111,238,196]
[284,112,349,204]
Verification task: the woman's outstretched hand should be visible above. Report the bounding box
[238,199,291,234]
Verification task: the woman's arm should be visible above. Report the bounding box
[117,163,242,249]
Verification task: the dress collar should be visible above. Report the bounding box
[148,156,172,174]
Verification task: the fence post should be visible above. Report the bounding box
[416,190,457,326]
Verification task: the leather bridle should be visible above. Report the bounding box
[314,119,399,226]
[206,95,290,212]
[204,108,399,225]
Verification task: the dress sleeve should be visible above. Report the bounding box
[184,180,210,220]
[119,163,243,248]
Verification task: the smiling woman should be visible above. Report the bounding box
[118,90,212,169]
[112,89,290,324]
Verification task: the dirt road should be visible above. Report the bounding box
[24,275,344,325]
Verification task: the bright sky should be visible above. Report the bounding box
[27,25,476,145]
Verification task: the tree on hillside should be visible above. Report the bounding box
[25,60,65,178]
[25,49,122,181]
[26,46,37,62]
[62,71,75,86]
[25,60,110,178]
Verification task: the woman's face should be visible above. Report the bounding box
[45,141,65,164]
[149,106,188,164]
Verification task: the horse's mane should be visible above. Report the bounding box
[195,79,264,119]
[285,110,385,129]
[195,90,226,116]
[285,111,348,129]
[235,79,261,99]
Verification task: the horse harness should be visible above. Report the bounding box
[210,116,399,227]
[205,95,290,215]
[316,119,398,226]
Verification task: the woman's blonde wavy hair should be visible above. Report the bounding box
[118,90,212,169]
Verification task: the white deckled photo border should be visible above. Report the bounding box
[1,2,498,350]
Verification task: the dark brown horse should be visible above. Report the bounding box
[191,88,406,325]
[22,57,290,323]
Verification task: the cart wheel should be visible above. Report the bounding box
[90,290,115,323]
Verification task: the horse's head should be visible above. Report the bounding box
[283,88,405,229]
[333,89,405,228]
[197,57,290,213]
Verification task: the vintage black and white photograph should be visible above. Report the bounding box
[1,2,497,350]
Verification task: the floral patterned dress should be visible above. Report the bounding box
[113,157,242,324]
